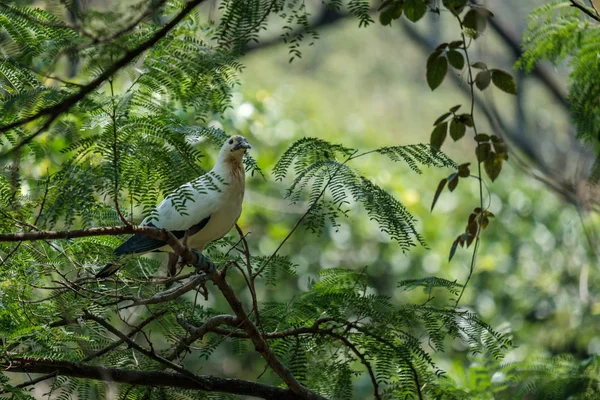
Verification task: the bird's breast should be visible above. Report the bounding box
[187,182,244,250]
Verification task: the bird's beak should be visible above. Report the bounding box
[234,140,252,151]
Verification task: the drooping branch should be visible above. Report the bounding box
[2,358,305,399]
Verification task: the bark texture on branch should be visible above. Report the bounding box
[3,358,304,399]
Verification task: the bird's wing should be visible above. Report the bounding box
[113,176,222,256]
[146,179,221,232]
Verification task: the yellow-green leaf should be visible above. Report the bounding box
[484,151,503,181]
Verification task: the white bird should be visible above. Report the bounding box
[96,135,251,278]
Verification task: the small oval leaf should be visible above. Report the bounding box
[405,0,428,22]
[463,9,487,38]
[475,70,491,91]
[450,118,466,141]
[476,143,491,162]
[484,151,503,181]
[427,56,448,90]
[491,69,518,95]
[447,50,465,70]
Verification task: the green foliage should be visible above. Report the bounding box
[274,138,456,250]
[518,1,600,148]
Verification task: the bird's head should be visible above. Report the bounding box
[223,135,251,157]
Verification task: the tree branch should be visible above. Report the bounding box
[172,314,241,359]
[2,358,305,399]
[570,0,600,22]
[207,271,324,399]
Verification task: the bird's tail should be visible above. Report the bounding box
[95,255,126,278]
[95,263,120,278]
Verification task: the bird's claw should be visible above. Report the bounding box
[191,249,216,275]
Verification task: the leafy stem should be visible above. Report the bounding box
[453,14,485,308]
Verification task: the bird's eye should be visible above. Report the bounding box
[229,139,233,144]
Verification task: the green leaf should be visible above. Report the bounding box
[449,105,461,113]
[405,0,428,22]
[427,50,443,68]
[434,112,452,126]
[448,40,463,49]
[484,151,503,181]
[471,62,487,69]
[431,178,447,211]
[474,134,490,142]
[450,118,466,141]
[492,139,508,155]
[474,6,494,18]
[447,50,465,70]
[449,235,461,261]
[427,55,448,90]
[491,69,518,95]
[392,2,404,19]
[379,6,395,25]
[475,70,491,90]
[447,173,459,191]
[476,143,491,162]
[458,163,470,177]
[463,9,487,38]
[443,0,468,14]
[377,0,394,11]
[458,114,473,127]
[430,121,448,150]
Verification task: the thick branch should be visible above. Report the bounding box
[3,358,304,399]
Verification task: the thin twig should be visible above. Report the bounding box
[254,150,358,279]
[570,0,600,22]
[109,78,130,226]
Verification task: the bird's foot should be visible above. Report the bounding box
[191,249,216,275]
